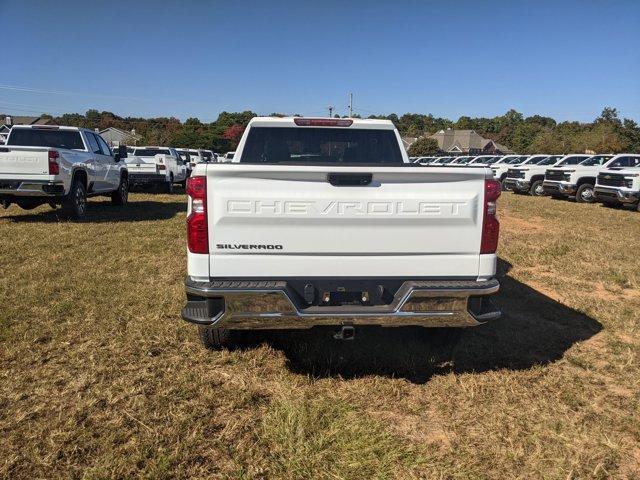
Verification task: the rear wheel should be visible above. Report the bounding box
[163,175,174,194]
[529,180,545,196]
[198,326,242,350]
[61,178,87,219]
[576,183,595,203]
[111,175,129,205]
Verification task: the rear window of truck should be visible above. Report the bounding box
[240,127,404,164]
[132,148,171,156]
[7,128,85,150]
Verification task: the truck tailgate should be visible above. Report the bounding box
[0,147,51,175]
[206,165,488,278]
[125,157,158,173]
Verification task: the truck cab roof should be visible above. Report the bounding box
[10,125,90,133]
[247,117,396,130]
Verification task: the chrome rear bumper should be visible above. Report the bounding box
[0,179,65,197]
[181,278,501,329]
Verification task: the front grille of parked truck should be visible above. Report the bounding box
[545,170,565,181]
[506,169,524,179]
[597,173,626,187]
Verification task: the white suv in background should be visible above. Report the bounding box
[542,154,614,202]
[594,155,640,209]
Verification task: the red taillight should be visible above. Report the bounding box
[294,118,353,127]
[481,179,501,254]
[48,150,60,175]
[186,176,208,254]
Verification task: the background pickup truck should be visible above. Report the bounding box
[490,155,528,188]
[181,117,502,349]
[594,155,640,209]
[503,154,587,196]
[0,125,129,218]
[543,154,614,202]
[126,146,187,193]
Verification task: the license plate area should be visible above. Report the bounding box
[287,279,403,308]
[321,289,371,306]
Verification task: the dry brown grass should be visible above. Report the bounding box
[0,191,639,479]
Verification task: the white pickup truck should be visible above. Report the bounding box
[181,117,502,349]
[542,154,614,202]
[0,125,129,218]
[126,146,188,193]
[594,154,640,209]
[490,155,528,187]
[222,151,235,162]
[504,155,589,195]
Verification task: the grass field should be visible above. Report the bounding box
[1,190,639,479]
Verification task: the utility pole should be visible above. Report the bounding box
[328,106,334,118]
[348,93,353,118]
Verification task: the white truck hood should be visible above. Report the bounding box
[602,168,640,177]
[515,164,559,179]
[547,165,601,174]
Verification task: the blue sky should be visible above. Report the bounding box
[1,0,638,122]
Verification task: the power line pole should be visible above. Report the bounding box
[328,105,334,118]
[348,93,353,117]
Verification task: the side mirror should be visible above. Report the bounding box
[118,145,128,159]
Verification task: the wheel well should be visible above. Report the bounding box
[73,169,88,188]
[577,177,595,187]
[530,175,545,183]
[500,173,507,181]
[121,170,128,181]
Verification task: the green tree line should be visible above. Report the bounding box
[43,107,640,154]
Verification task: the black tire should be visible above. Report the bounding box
[575,183,595,203]
[197,326,241,350]
[111,175,129,206]
[500,177,512,191]
[529,180,545,196]
[61,178,87,219]
[163,176,174,194]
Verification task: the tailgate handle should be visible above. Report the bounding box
[327,173,372,186]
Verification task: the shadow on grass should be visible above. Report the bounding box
[3,198,186,223]
[246,259,602,384]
